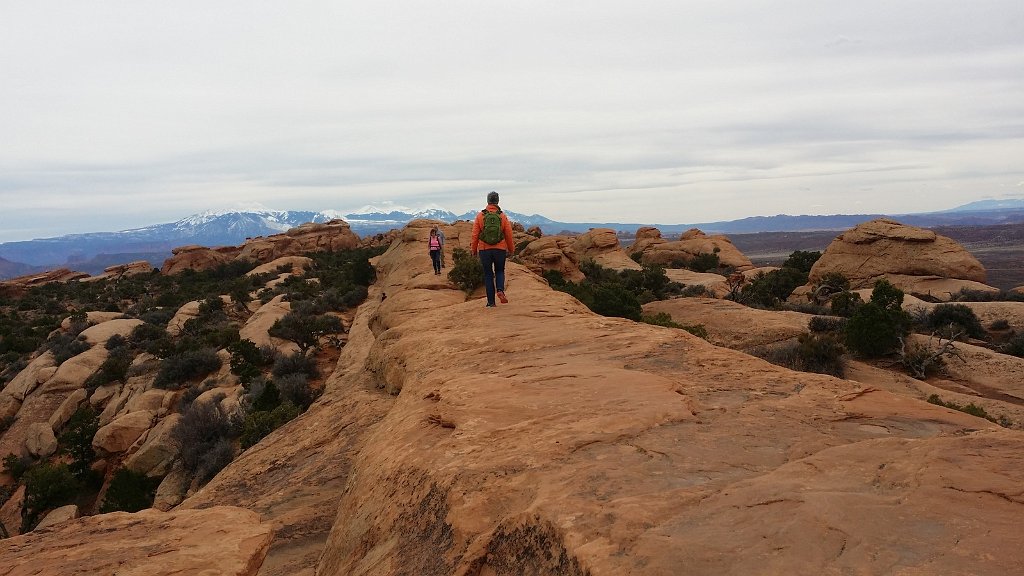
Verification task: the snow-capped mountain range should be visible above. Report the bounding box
[0,203,559,273]
[1,199,1022,279]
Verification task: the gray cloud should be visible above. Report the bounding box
[1,1,1022,241]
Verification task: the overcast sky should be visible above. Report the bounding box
[1,1,1023,242]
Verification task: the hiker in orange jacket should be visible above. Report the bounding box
[471,191,516,307]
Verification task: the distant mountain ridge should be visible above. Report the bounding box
[1,200,1023,279]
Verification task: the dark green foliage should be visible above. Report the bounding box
[3,453,31,481]
[227,339,265,384]
[688,252,720,273]
[756,332,845,378]
[99,468,160,513]
[105,333,128,350]
[268,312,343,356]
[47,333,92,365]
[681,324,709,339]
[139,308,176,327]
[171,400,236,484]
[738,267,807,308]
[989,319,1011,331]
[830,291,863,317]
[547,261,676,321]
[448,248,484,292]
[85,345,134,389]
[590,284,642,320]
[808,316,847,333]
[927,394,1012,427]
[154,348,222,389]
[950,289,1024,303]
[926,304,986,339]
[241,401,302,449]
[680,284,711,297]
[0,416,14,435]
[57,407,100,484]
[1002,333,1024,358]
[252,381,282,412]
[844,280,912,358]
[271,352,319,379]
[641,312,682,329]
[275,373,320,410]
[782,251,822,274]
[817,272,851,293]
[130,322,174,357]
[21,463,80,531]
[514,239,532,255]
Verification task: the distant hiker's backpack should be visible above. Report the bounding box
[480,209,504,245]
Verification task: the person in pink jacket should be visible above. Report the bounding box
[470,191,516,307]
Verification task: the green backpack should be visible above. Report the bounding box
[480,209,504,245]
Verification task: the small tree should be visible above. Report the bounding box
[844,279,911,357]
[269,312,343,356]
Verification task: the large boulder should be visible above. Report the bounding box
[40,346,108,395]
[517,236,584,283]
[24,422,58,458]
[125,414,182,477]
[93,410,155,454]
[808,219,988,294]
[48,388,89,432]
[0,392,21,421]
[78,318,146,346]
[239,294,299,355]
[628,228,753,271]
[4,352,57,401]
[160,245,238,275]
[34,505,79,530]
[81,260,156,283]
[572,228,642,271]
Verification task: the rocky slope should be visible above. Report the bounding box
[2,218,1023,575]
[184,220,1022,575]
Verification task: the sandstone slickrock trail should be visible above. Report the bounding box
[174,219,1024,575]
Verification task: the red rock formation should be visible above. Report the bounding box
[628,227,753,271]
[572,227,642,270]
[0,268,90,298]
[517,236,584,282]
[82,260,155,282]
[160,245,238,275]
[236,220,360,263]
[808,218,992,297]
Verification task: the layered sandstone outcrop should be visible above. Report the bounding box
[81,260,155,282]
[517,236,584,282]
[572,228,642,270]
[0,507,273,575]
[160,245,239,275]
[628,227,754,271]
[808,218,993,299]
[0,268,90,298]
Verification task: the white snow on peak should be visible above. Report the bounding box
[348,202,414,215]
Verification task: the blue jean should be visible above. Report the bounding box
[479,249,507,305]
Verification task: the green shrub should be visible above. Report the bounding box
[227,339,265,384]
[782,251,822,274]
[154,348,222,389]
[1002,333,1024,358]
[48,334,91,365]
[99,468,160,513]
[589,284,642,321]
[641,312,683,329]
[542,269,567,288]
[844,280,911,358]
[829,291,863,317]
[447,248,483,292]
[2,453,31,481]
[275,373,320,410]
[808,316,847,333]
[21,462,80,531]
[271,352,319,379]
[241,402,302,449]
[269,312,343,356]
[927,394,1011,427]
[105,333,128,350]
[681,324,709,339]
[171,400,236,483]
[680,284,711,298]
[755,332,845,377]
[739,268,806,308]
[57,407,100,484]
[989,319,1011,331]
[688,252,720,273]
[926,304,986,339]
[950,289,1024,303]
[85,345,134,389]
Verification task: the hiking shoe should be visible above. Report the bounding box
[497,291,508,304]
[485,302,496,308]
